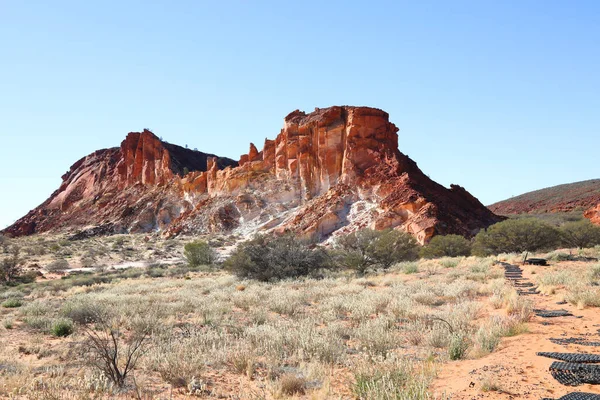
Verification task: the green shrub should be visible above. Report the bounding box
[184,241,216,267]
[398,261,419,274]
[224,234,330,281]
[335,229,419,274]
[472,218,560,256]
[560,220,600,249]
[3,318,14,329]
[51,318,74,337]
[420,235,471,258]
[2,298,22,308]
[448,332,471,360]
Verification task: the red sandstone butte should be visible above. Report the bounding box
[3,106,502,243]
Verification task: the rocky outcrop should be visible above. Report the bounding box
[4,107,502,243]
[3,131,236,237]
[585,204,600,225]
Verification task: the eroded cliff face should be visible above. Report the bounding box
[585,204,600,225]
[4,107,502,243]
[4,130,237,237]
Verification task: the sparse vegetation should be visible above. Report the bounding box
[0,231,590,398]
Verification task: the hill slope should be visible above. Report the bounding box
[489,179,600,216]
[3,106,502,243]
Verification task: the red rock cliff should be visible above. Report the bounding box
[585,204,600,225]
[4,106,502,243]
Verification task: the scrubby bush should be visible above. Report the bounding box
[448,331,471,360]
[224,234,330,281]
[184,240,216,267]
[51,318,74,337]
[472,218,560,256]
[2,298,22,308]
[79,308,153,388]
[0,247,22,283]
[420,234,471,258]
[45,259,70,272]
[335,229,419,274]
[560,220,600,249]
[61,298,103,324]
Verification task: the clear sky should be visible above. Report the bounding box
[1,1,599,229]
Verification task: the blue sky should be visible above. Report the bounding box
[1,1,599,229]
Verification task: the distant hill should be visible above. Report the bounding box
[489,179,600,215]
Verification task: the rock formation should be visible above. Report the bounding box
[585,204,600,225]
[3,106,502,243]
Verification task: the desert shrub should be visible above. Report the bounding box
[567,287,600,308]
[398,261,418,274]
[1,298,22,308]
[352,359,432,399]
[3,318,13,329]
[147,332,206,387]
[0,290,23,300]
[79,309,153,388]
[472,218,560,256]
[475,325,501,354]
[448,331,471,360]
[335,229,419,274]
[560,220,600,249]
[0,247,22,283]
[589,264,600,282]
[546,251,572,261]
[420,234,471,258]
[279,374,306,396]
[145,266,165,278]
[51,318,74,337]
[61,298,103,324]
[224,234,330,281]
[183,240,216,267]
[24,316,53,332]
[45,259,70,272]
[505,292,533,322]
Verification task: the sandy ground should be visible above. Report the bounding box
[432,263,600,399]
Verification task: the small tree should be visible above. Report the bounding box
[335,228,419,274]
[80,308,153,388]
[472,218,560,256]
[559,220,600,249]
[184,240,216,267]
[224,234,329,281]
[0,247,22,283]
[420,234,472,258]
